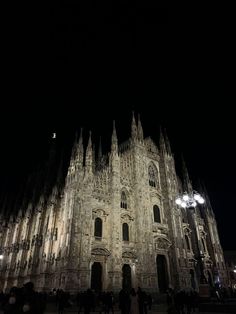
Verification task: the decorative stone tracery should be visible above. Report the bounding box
[154,236,172,251]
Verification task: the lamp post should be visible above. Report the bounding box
[175,191,208,288]
[175,191,205,209]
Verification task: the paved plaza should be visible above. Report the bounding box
[18,302,236,314]
[1,299,236,314]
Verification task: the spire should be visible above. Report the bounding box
[137,114,144,141]
[109,121,120,171]
[75,128,84,168]
[197,180,214,217]
[92,143,96,172]
[111,120,118,154]
[181,155,192,192]
[21,174,33,213]
[97,136,103,168]
[71,131,78,161]
[16,208,23,221]
[131,111,138,140]
[85,131,93,171]
[31,165,44,206]
[98,136,102,160]
[25,202,32,219]
[159,126,167,154]
[12,183,25,218]
[163,128,172,155]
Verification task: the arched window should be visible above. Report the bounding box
[121,191,128,209]
[185,235,191,251]
[122,223,129,241]
[148,164,158,187]
[94,218,102,238]
[153,205,161,223]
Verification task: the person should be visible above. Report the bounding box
[3,286,21,314]
[137,287,147,314]
[105,291,114,314]
[147,294,152,310]
[21,282,41,314]
[130,289,139,314]
[166,288,175,314]
[57,289,67,314]
[119,288,130,314]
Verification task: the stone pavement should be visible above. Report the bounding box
[1,302,236,314]
[41,302,236,314]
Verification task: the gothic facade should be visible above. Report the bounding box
[0,114,227,293]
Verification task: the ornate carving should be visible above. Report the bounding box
[154,237,171,250]
[122,251,137,259]
[152,225,158,233]
[183,226,192,235]
[145,137,159,155]
[31,235,36,246]
[92,208,109,219]
[121,213,134,221]
[199,229,207,238]
[91,247,111,256]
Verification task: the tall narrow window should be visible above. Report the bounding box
[153,205,161,223]
[185,235,190,251]
[148,164,158,187]
[121,191,128,209]
[94,218,102,238]
[122,223,129,241]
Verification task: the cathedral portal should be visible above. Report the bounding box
[122,264,132,290]
[156,255,168,293]
[91,262,102,291]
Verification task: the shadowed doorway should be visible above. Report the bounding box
[156,255,168,293]
[122,264,131,290]
[91,262,102,291]
[190,269,196,290]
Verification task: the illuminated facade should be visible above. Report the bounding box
[0,114,227,293]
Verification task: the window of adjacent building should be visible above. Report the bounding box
[94,218,102,238]
[121,191,128,209]
[148,164,158,187]
[185,235,191,251]
[153,205,161,223]
[122,223,129,241]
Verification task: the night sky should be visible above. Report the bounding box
[1,3,235,249]
[0,81,235,251]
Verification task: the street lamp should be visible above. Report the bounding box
[175,191,205,208]
[175,191,207,287]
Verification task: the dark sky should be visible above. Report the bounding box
[1,4,235,249]
[0,81,235,251]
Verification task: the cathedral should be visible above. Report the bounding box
[0,114,227,294]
